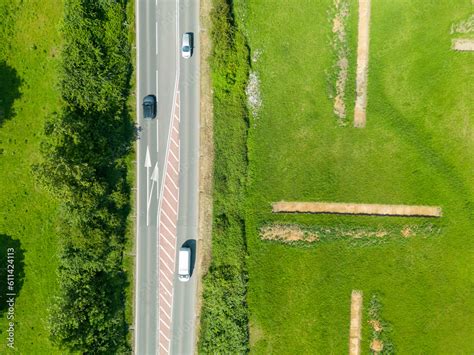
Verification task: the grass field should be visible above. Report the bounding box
[242,0,473,353]
[0,1,62,353]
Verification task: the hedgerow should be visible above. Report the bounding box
[34,0,133,352]
[198,0,250,352]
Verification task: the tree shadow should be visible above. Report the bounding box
[0,61,22,127]
[0,234,26,318]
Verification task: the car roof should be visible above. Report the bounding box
[144,94,155,102]
[182,33,190,45]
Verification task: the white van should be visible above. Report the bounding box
[178,247,191,282]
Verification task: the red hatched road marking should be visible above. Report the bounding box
[158,90,181,354]
[160,258,175,275]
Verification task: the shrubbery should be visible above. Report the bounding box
[198,0,250,352]
[35,0,133,352]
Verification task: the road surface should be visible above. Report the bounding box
[134,0,200,354]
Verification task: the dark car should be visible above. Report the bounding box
[143,95,157,120]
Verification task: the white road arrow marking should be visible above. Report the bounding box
[148,163,159,208]
[152,162,160,200]
[145,146,151,226]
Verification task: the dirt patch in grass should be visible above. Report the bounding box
[370,339,384,353]
[450,14,474,34]
[354,0,371,128]
[367,293,394,353]
[452,38,474,51]
[330,0,350,121]
[260,223,439,245]
[349,290,363,355]
[260,225,320,243]
[272,201,442,217]
[401,225,414,237]
[368,319,383,332]
[246,71,262,118]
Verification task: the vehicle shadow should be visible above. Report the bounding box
[0,61,22,127]
[181,239,196,277]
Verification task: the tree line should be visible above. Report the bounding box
[35,0,133,352]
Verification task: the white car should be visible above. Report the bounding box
[178,247,191,282]
[181,33,193,59]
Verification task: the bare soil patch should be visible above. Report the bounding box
[368,319,383,332]
[272,201,442,217]
[259,223,438,244]
[370,339,384,353]
[367,293,394,353]
[349,290,363,355]
[260,225,319,243]
[452,38,474,51]
[354,0,371,128]
[330,0,350,121]
[246,71,262,118]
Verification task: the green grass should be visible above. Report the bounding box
[198,0,250,352]
[243,0,473,353]
[124,0,136,347]
[0,0,63,353]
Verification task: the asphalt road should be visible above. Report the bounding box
[171,1,200,353]
[135,0,199,354]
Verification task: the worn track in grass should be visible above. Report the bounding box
[354,0,371,128]
[272,201,442,217]
[349,290,363,355]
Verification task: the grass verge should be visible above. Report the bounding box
[197,0,250,352]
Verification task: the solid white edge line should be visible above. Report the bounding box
[156,69,159,153]
[134,0,140,353]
